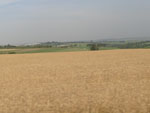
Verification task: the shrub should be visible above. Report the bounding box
[90,44,99,51]
[8,52,16,54]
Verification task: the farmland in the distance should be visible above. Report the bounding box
[0,49,150,113]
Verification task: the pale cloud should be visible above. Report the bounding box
[0,0,19,5]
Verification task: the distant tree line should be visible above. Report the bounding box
[87,41,150,50]
[0,44,16,49]
[109,41,150,49]
[0,41,150,50]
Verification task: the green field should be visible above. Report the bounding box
[0,47,89,54]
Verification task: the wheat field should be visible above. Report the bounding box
[0,49,150,113]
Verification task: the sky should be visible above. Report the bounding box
[0,0,150,45]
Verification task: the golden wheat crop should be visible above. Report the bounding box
[0,49,150,113]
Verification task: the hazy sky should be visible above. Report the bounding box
[0,0,150,44]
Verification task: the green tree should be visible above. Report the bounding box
[90,44,99,51]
